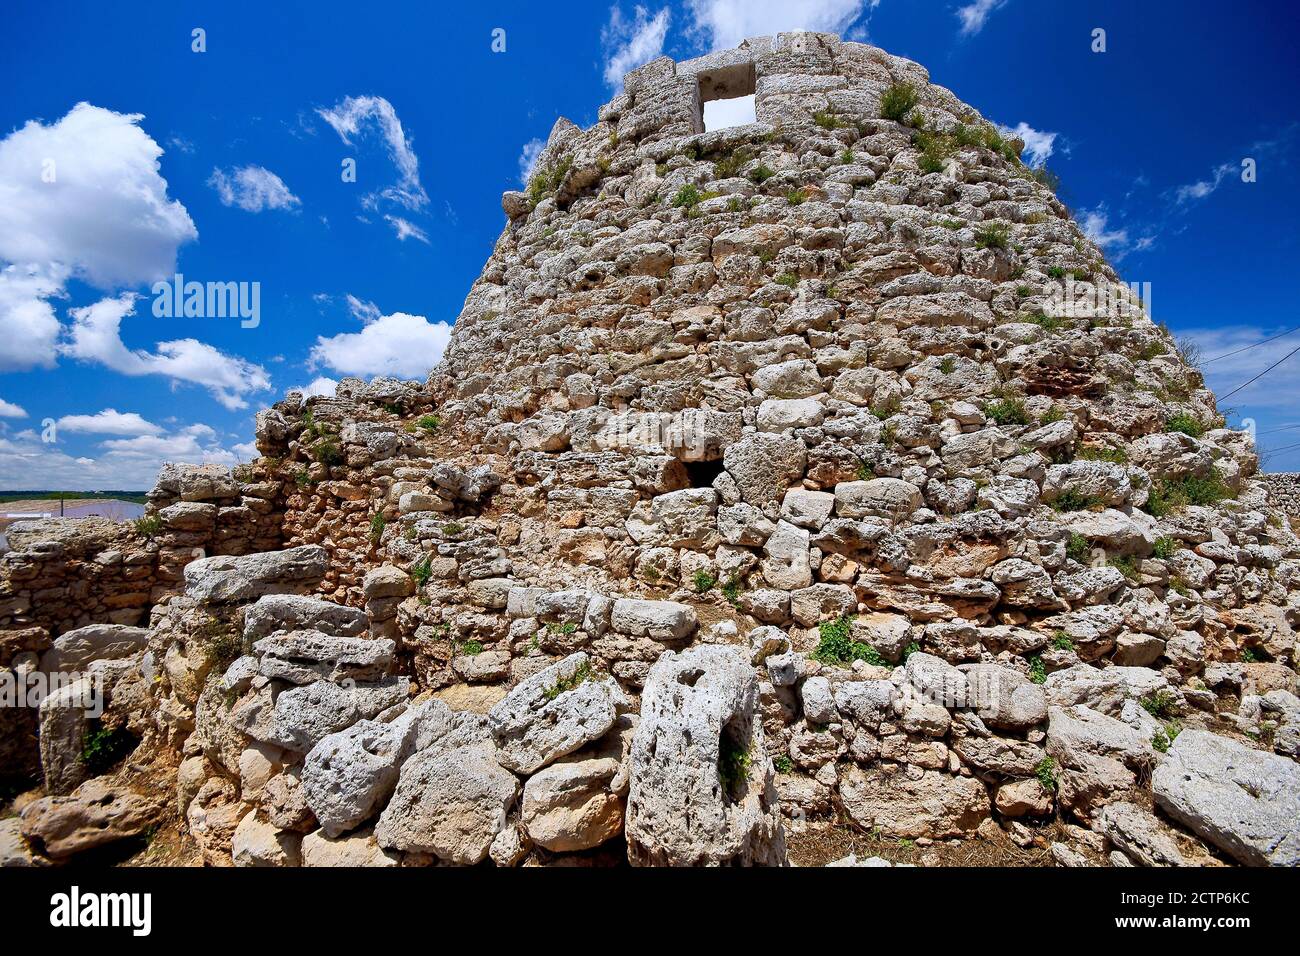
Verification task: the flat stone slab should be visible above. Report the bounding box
[1153,730,1300,867]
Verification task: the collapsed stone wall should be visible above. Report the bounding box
[4,32,1300,868]
[1264,473,1300,521]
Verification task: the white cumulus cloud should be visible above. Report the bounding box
[686,0,872,51]
[0,102,199,373]
[602,6,672,88]
[208,164,301,213]
[61,294,272,410]
[309,307,452,380]
[56,409,161,436]
[997,121,1058,168]
[0,398,27,418]
[0,102,198,289]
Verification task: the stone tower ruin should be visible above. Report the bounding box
[3,33,1298,869]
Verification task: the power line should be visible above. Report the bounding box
[1266,439,1300,456]
[1218,343,1300,400]
[1203,324,1300,364]
[1257,422,1300,436]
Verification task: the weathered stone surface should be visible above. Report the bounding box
[626,645,785,866]
[1095,801,1186,867]
[184,545,329,603]
[375,743,520,864]
[232,811,302,867]
[489,653,627,774]
[244,594,368,642]
[20,779,162,858]
[300,826,400,867]
[840,766,991,838]
[1153,730,1300,867]
[253,630,394,685]
[39,623,149,672]
[610,598,698,641]
[521,754,624,852]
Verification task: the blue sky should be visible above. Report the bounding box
[1,0,1297,488]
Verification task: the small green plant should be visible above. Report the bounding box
[313,438,343,467]
[880,82,919,122]
[1240,647,1260,664]
[414,414,443,433]
[442,521,466,535]
[409,555,433,588]
[1035,755,1058,792]
[692,570,718,592]
[459,639,485,657]
[1143,473,1229,517]
[871,395,902,420]
[545,621,579,636]
[900,641,921,663]
[1151,536,1177,560]
[1109,555,1140,581]
[938,356,957,374]
[974,223,1010,249]
[1140,690,1178,720]
[133,514,163,539]
[1066,532,1092,564]
[785,187,808,205]
[982,397,1030,426]
[80,723,135,776]
[717,734,753,798]
[1027,654,1047,685]
[1165,412,1206,439]
[1151,721,1182,754]
[1051,490,1103,513]
[368,513,386,544]
[1024,312,1065,331]
[813,110,843,130]
[542,659,592,701]
[1027,165,1061,191]
[1051,629,1075,651]
[774,272,799,287]
[812,616,886,666]
[713,147,750,179]
[720,576,743,606]
[1076,444,1128,464]
[773,754,794,774]
[840,148,854,165]
[750,163,775,184]
[672,183,704,210]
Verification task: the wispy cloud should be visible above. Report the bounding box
[1079,206,1129,251]
[208,164,301,213]
[602,6,672,88]
[317,94,428,212]
[956,0,1007,36]
[384,215,430,243]
[518,137,545,186]
[1172,162,1235,205]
